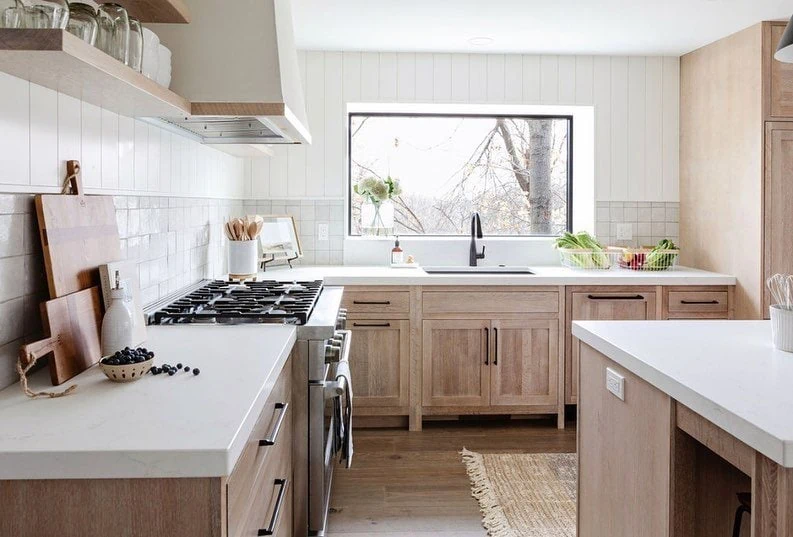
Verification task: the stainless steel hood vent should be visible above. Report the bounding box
[156,116,287,145]
[149,0,311,146]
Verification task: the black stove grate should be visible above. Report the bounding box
[150,280,323,325]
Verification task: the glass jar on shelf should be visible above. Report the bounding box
[95,2,129,63]
[126,16,143,72]
[66,2,97,44]
[19,0,69,29]
[0,0,23,28]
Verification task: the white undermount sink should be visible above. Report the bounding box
[422,265,534,274]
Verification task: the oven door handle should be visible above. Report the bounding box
[324,330,351,399]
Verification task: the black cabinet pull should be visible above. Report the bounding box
[493,327,498,366]
[484,327,489,365]
[353,300,391,305]
[680,300,719,305]
[257,478,289,536]
[352,322,392,327]
[586,295,645,301]
[259,403,289,447]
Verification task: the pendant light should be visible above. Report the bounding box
[775,15,793,63]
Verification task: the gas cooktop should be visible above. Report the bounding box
[147,279,324,325]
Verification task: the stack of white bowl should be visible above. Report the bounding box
[140,27,172,89]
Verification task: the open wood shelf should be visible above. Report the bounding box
[0,29,191,118]
[118,0,190,23]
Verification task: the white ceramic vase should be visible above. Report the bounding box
[771,304,793,352]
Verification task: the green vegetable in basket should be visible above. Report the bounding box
[645,239,678,270]
[554,231,611,269]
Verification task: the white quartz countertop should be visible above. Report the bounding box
[572,320,793,468]
[260,265,735,286]
[0,324,296,480]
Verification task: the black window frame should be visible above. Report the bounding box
[347,111,574,237]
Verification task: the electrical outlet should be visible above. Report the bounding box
[317,223,329,241]
[616,223,633,241]
[606,367,625,401]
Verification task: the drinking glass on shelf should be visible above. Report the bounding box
[95,2,129,64]
[66,2,97,45]
[0,0,23,28]
[126,16,143,72]
[19,0,68,28]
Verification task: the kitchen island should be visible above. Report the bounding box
[573,320,793,537]
[0,324,297,537]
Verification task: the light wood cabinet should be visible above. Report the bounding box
[347,318,410,408]
[578,342,672,537]
[681,21,793,319]
[565,288,657,404]
[768,23,793,118]
[422,319,491,407]
[764,122,793,313]
[490,319,558,407]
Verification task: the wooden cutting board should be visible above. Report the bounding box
[19,287,104,386]
[35,161,121,299]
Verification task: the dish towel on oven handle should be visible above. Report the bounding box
[335,360,353,468]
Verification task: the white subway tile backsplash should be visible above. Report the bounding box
[596,200,679,248]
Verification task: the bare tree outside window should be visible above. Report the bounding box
[349,113,572,236]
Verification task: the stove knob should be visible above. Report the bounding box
[325,343,341,362]
[339,308,348,316]
[331,334,345,345]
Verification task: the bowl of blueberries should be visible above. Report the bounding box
[99,347,155,383]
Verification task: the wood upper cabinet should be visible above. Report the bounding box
[767,22,793,118]
[566,289,656,404]
[764,122,793,315]
[578,343,671,537]
[490,319,558,407]
[347,318,410,408]
[422,319,490,407]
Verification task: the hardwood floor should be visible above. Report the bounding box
[326,418,577,536]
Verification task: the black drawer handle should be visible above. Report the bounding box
[680,300,719,305]
[587,295,645,301]
[259,403,289,447]
[258,478,289,536]
[493,327,498,366]
[484,327,489,365]
[353,322,392,327]
[353,300,391,305]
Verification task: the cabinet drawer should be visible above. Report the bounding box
[229,416,293,537]
[423,291,559,314]
[228,361,292,535]
[343,290,410,314]
[667,291,728,316]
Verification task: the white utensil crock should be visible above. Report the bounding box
[771,304,793,352]
[228,240,258,279]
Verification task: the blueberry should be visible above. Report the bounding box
[168,370,175,376]
[192,368,200,376]
[124,347,130,352]
[176,363,183,369]
[183,366,191,373]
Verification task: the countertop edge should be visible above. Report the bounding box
[0,329,298,480]
[571,322,789,468]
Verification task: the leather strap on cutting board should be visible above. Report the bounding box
[18,287,103,393]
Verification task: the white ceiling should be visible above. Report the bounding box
[291,0,791,56]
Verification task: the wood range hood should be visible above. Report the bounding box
[148,0,311,145]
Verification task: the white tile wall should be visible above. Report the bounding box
[0,193,244,391]
[0,72,248,199]
[595,201,679,248]
[245,51,680,203]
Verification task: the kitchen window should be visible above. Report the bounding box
[348,112,573,237]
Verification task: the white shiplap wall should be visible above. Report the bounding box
[0,72,247,199]
[249,51,679,203]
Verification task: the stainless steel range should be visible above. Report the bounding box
[146,279,352,537]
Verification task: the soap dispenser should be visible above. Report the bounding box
[391,235,404,265]
[101,271,134,356]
